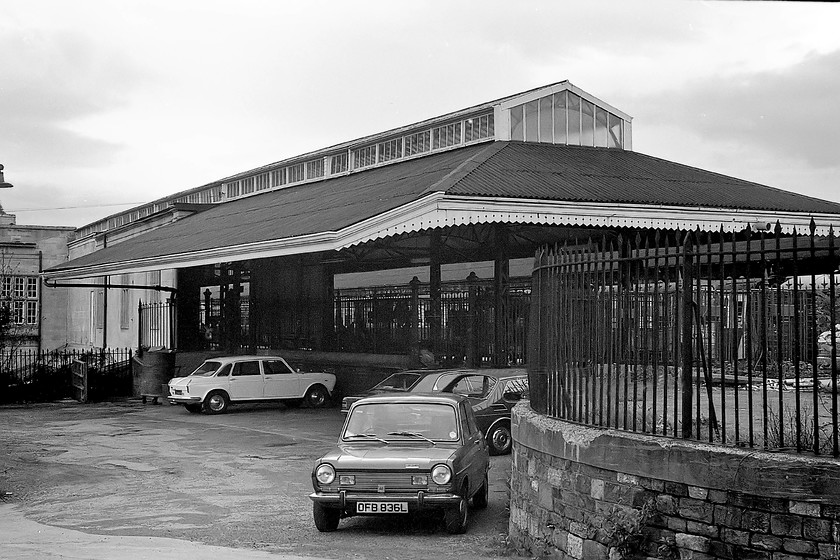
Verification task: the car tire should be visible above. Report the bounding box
[313,502,340,532]
[487,422,512,455]
[304,385,329,408]
[203,391,229,414]
[184,403,202,414]
[472,472,489,510]
[444,491,469,534]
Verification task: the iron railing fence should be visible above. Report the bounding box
[334,278,531,366]
[0,347,134,403]
[528,223,840,457]
[139,299,177,350]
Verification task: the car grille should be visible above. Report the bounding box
[336,470,445,493]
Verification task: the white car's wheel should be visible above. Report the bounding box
[304,385,329,408]
[203,391,229,414]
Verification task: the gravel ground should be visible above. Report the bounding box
[0,400,523,560]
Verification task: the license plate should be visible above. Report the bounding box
[356,501,408,514]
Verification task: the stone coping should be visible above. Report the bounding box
[513,401,840,504]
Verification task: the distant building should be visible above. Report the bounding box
[0,209,74,352]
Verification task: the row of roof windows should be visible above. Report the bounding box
[74,85,628,240]
[222,111,496,199]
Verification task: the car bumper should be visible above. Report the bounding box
[309,490,461,510]
[167,395,202,405]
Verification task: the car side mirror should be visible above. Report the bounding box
[503,391,522,402]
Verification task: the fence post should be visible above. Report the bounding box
[466,272,479,368]
[527,248,546,414]
[681,232,695,438]
[137,299,144,350]
[169,294,179,351]
[409,276,421,362]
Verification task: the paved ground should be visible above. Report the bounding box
[0,399,521,559]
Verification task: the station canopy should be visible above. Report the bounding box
[45,82,840,280]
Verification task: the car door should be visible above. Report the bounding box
[227,360,265,400]
[458,400,489,496]
[263,358,301,398]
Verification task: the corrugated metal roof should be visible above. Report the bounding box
[47,141,840,277]
[51,144,491,272]
[451,142,840,213]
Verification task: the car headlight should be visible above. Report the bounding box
[315,463,335,485]
[339,475,355,485]
[431,464,451,485]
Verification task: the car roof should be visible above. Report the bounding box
[394,368,527,379]
[351,392,469,407]
[204,355,286,362]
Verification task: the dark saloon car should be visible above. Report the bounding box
[440,370,528,455]
[310,393,490,534]
[339,369,475,413]
[341,368,528,455]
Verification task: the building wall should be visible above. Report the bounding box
[0,213,74,351]
[65,209,187,349]
[510,403,840,560]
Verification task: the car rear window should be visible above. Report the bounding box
[411,372,459,392]
[372,372,422,391]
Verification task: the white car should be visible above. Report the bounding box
[168,355,336,414]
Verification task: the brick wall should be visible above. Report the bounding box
[510,403,840,559]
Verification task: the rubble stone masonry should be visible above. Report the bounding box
[510,402,840,559]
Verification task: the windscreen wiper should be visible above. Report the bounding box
[345,433,389,444]
[387,431,436,445]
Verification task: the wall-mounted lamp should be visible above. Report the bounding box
[0,164,14,189]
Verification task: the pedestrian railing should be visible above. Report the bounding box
[528,222,840,457]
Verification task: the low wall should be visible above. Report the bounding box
[510,402,840,559]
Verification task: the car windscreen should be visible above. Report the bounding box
[372,372,422,391]
[343,402,459,442]
[190,361,222,376]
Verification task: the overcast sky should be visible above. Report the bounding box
[1,0,839,228]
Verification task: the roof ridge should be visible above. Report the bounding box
[420,142,509,196]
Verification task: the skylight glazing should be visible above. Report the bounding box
[510,90,625,148]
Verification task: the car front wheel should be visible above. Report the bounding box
[472,472,489,509]
[487,423,512,455]
[313,502,340,532]
[203,391,229,414]
[304,385,329,408]
[444,493,469,534]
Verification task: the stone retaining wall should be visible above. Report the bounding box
[510,402,840,559]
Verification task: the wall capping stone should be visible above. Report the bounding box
[513,401,840,503]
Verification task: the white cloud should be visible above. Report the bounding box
[2,0,839,225]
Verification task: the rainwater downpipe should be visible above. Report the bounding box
[37,251,43,354]
[103,237,107,349]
